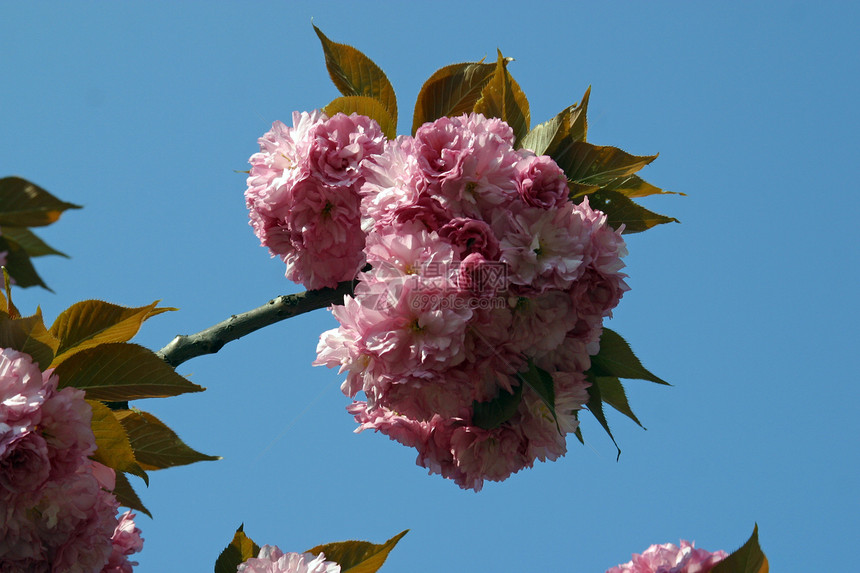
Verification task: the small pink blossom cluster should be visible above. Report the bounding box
[245,111,386,290]
[313,113,629,490]
[605,540,728,573]
[238,546,340,573]
[0,348,143,572]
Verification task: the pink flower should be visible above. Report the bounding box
[413,116,471,185]
[0,348,143,572]
[35,467,117,573]
[0,348,50,457]
[280,176,366,289]
[606,540,728,573]
[520,372,590,463]
[438,217,500,260]
[246,111,381,290]
[497,204,590,293]
[0,431,50,493]
[308,113,385,187]
[101,511,144,573]
[391,194,451,233]
[39,385,96,480]
[448,423,529,491]
[238,546,340,573]
[515,152,569,209]
[360,137,430,231]
[412,114,519,219]
[508,291,578,354]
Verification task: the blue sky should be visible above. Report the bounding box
[2,2,858,571]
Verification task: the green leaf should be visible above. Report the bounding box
[2,268,18,318]
[313,24,397,129]
[215,524,261,573]
[324,95,397,140]
[595,376,644,428]
[472,379,524,430]
[554,141,656,186]
[54,342,205,401]
[50,300,174,362]
[579,189,679,234]
[589,328,669,385]
[519,86,590,155]
[0,309,58,369]
[87,400,148,485]
[307,530,408,573]
[0,226,68,258]
[473,50,530,144]
[572,415,584,444]
[0,236,50,290]
[0,176,81,227]
[113,470,151,518]
[585,373,621,460]
[113,409,220,471]
[600,174,684,198]
[518,359,559,432]
[711,524,769,573]
[411,61,496,134]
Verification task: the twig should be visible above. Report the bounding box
[156,279,356,367]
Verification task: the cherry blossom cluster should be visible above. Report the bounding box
[605,540,728,573]
[245,111,385,290]
[248,111,628,490]
[238,547,339,573]
[0,348,143,572]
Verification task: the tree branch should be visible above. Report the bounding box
[156,279,356,367]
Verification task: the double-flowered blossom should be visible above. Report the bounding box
[0,348,143,572]
[238,547,340,573]
[246,111,386,290]
[605,540,728,573]
[308,112,630,490]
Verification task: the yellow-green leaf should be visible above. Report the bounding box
[580,190,679,234]
[215,525,261,573]
[519,87,590,155]
[568,181,600,199]
[54,343,205,401]
[0,176,81,227]
[0,236,50,290]
[711,524,769,573]
[589,328,669,384]
[473,50,530,144]
[595,376,644,428]
[50,300,174,363]
[555,141,656,186]
[113,470,151,518]
[2,269,19,318]
[0,309,58,370]
[518,359,559,432]
[313,24,397,128]
[88,400,148,484]
[600,174,684,198]
[0,226,68,258]
[324,95,397,140]
[412,61,496,134]
[307,530,408,573]
[113,409,220,471]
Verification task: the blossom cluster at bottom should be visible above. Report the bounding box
[238,547,339,573]
[605,540,728,573]
[0,348,143,572]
